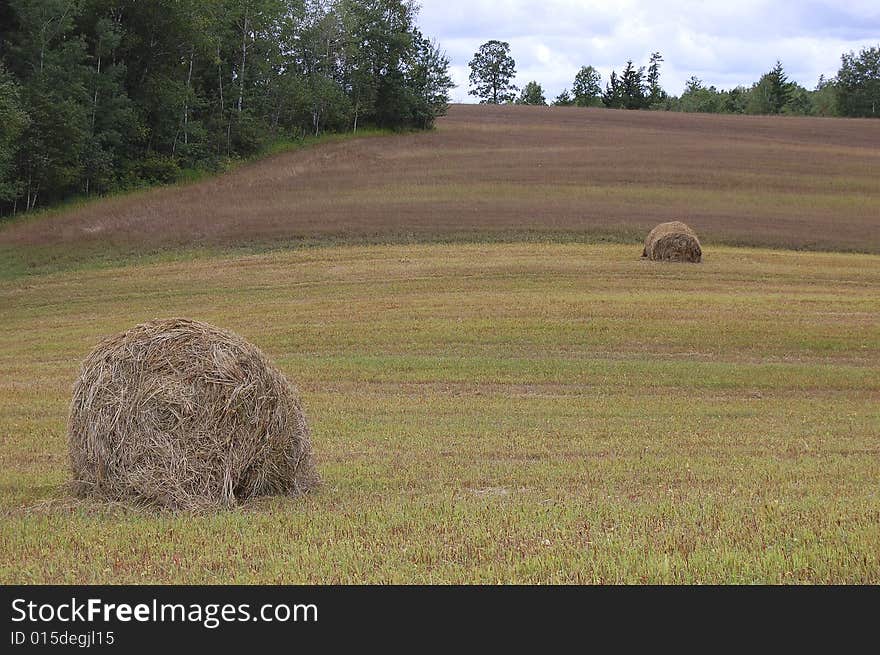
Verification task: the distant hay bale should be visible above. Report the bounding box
[642,221,702,263]
[68,319,319,510]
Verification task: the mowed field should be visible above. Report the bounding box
[1,106,879,583]
[1,243,879,583]
[1,104,880,278]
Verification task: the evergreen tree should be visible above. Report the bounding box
[620,60,646,109]
[748,61,793,114]
[646,52,665,104]
[602,70,622,108]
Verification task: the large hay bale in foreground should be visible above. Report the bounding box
[68,319,319,510]
[642,221,702,263]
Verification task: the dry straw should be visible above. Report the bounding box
[68,318,319,510]
[642,221,702,263]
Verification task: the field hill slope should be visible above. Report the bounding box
[2,105,879,273]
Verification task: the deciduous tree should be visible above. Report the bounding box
[836,46,880,117]
[516,80,546,105]
[572,65,601,107]
[553,88,573,106]
[468,40,517,104]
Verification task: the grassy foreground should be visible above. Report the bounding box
[1,242,878,583]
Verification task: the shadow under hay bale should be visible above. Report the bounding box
[68,318,320,510]
[642,221,702,263]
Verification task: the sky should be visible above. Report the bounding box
[417,0,880,103]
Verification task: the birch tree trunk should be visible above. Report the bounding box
[237,6,249,114]
[87,54,101,195]
[184,49,194,145]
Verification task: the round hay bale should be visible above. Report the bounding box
[642,221,702,263]
[68,318,319,510]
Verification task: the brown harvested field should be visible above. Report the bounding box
[2,104,880,274]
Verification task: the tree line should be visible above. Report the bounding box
[468,40,880,119]
[0,0,454,216]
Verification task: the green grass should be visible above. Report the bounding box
[338,181,880,214]
[1,242,878,583]
[0,229,637,282]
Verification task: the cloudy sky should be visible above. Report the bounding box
[417,0,880,102]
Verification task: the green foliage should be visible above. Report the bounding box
[404,31,455,128]
[136,154,181,185]
[836,46,880,117]
[0,0,452,216]
[619,60,647,109]
[677,77,723,113]
[603,70,622,108]
[2,0,91,209]
[0,65,29,204]
[572,65,602,107]
[601,54,661,110]
[580,50,875,118]
[783,84,814,115]
[468,40,517,104]
[812,75,838,117]
[666,62,835,117]
[516,80,546,105]
[646,52,665,105]
[553,88,574,106]
[746,61,793,114]
[722,86,751,114]
[340,0,420,131]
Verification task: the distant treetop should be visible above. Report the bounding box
[468,40,518,104]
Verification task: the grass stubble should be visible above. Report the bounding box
[0,242,878,583]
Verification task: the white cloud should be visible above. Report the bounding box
[417,0,880,101]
